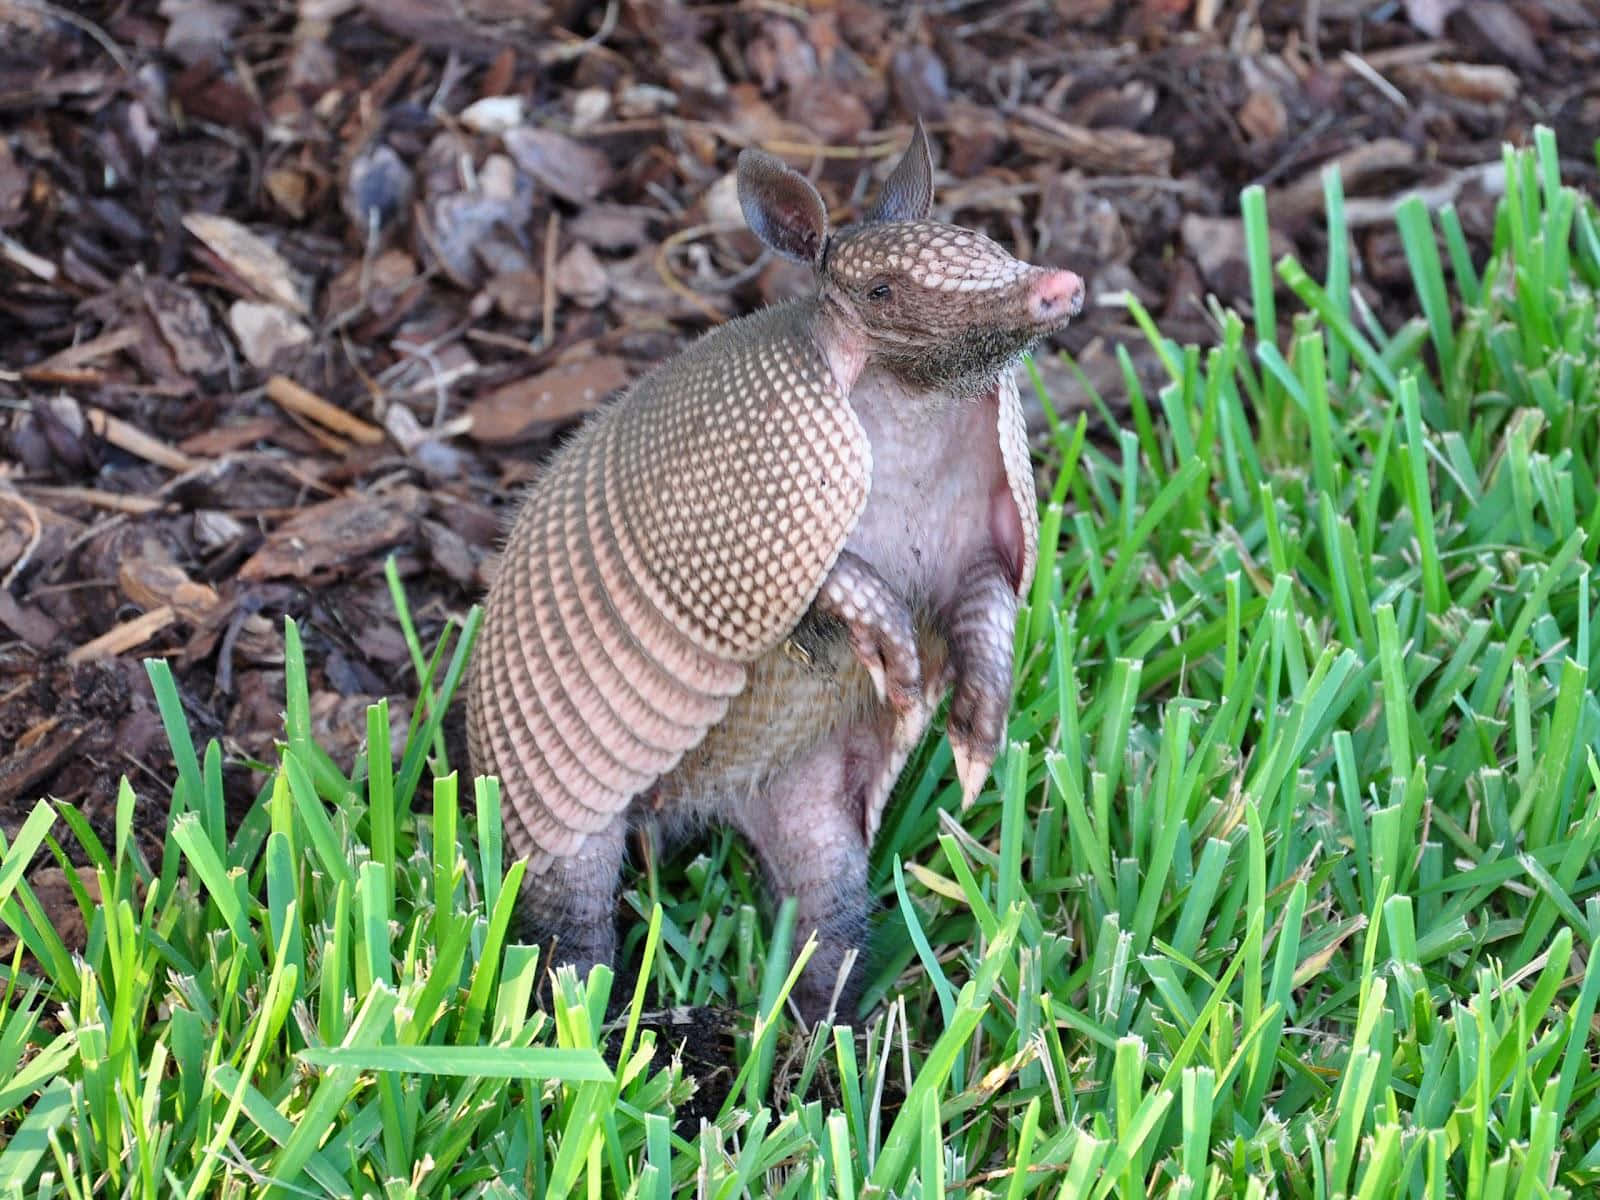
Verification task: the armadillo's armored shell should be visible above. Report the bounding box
[996,368,1039,597]
[468,303,872,864]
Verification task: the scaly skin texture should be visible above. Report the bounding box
[467,120,1083,1021]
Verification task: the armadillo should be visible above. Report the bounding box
[467,120,1084,1020]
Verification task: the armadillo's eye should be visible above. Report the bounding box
[866,281,893,302]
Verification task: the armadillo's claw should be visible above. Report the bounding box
[862,654,890,708]
[949,734,993,810]
[943,556,1018,812]
[818,551,924,717]
[891,695,933,754]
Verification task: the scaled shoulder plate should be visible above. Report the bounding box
[996,368,1040,597]
[605,305,874,660]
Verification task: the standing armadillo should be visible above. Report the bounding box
[467,120,1084,1020]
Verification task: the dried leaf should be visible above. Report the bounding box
[661,40,728,100]
[161,0,241,65]
[0,589,59,649]
[424,154,535,286]
[0,138,25,228]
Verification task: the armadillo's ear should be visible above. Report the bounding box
[737,149,829,267]
[865,116,933,223]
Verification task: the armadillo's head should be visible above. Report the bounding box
[737,119,1085,395]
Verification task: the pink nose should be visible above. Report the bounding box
[1028,269,1086,322]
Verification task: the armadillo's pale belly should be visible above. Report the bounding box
[642,615,946,834]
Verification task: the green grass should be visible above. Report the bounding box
[3,125,1600,1197]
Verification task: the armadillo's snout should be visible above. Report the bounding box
[1027,269,1086,325]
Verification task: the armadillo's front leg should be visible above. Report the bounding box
[943,552,1019,808]
[521,814,629,989]
[815,550,923,717]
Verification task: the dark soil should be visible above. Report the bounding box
[1,0,1597,884]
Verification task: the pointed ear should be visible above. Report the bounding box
[865,116,934,223]
[737,149,829,267]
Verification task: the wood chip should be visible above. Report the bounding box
[182,212,308,314]
[145,278,226,376]
[1393,61,1519,104]
[178,416,281,456]
[0,231,56,281]
[119,558,221,624]
[503,126,614,206]
[85,407,205,473]
[1011,106,1173,175]
[1339,160,1505,228]
[1268,138,1418,227]
[239,491,427,580]
[0,588,59,649]
[67,606,179,664]
[554,242,609,308]
[230,301,313,368]
[20,484,166,515]
[0,720,86,805]
[20,327,140,380]
[266,375,385,444]
[465,356,630,443]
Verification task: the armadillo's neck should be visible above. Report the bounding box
[876,327,1034,401]
[809,297,870,399]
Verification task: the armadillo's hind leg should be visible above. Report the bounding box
[942,552,1019,809]
[814,550,923,716]
[519,814,630,1000]
[735,743,874,1025]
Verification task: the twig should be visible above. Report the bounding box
[20,484,164,515]
[0,486,42,591]
[653,219,765,318]
[19,327,139,378]
[13,0,134,75]
[541,0,620,63]
[1341,49,1410,110]
[543,209,560,349]
[1302,0,1322,61]
[85,407,205,473]
[67,606,178,664]
[266,376,385,445]
[0,232,57,281]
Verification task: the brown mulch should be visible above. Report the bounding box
[2,0,1597,867]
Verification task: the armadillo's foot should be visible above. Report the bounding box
[943,555,1020,810]
[816,550,923,716]
[518,814,630,1004]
